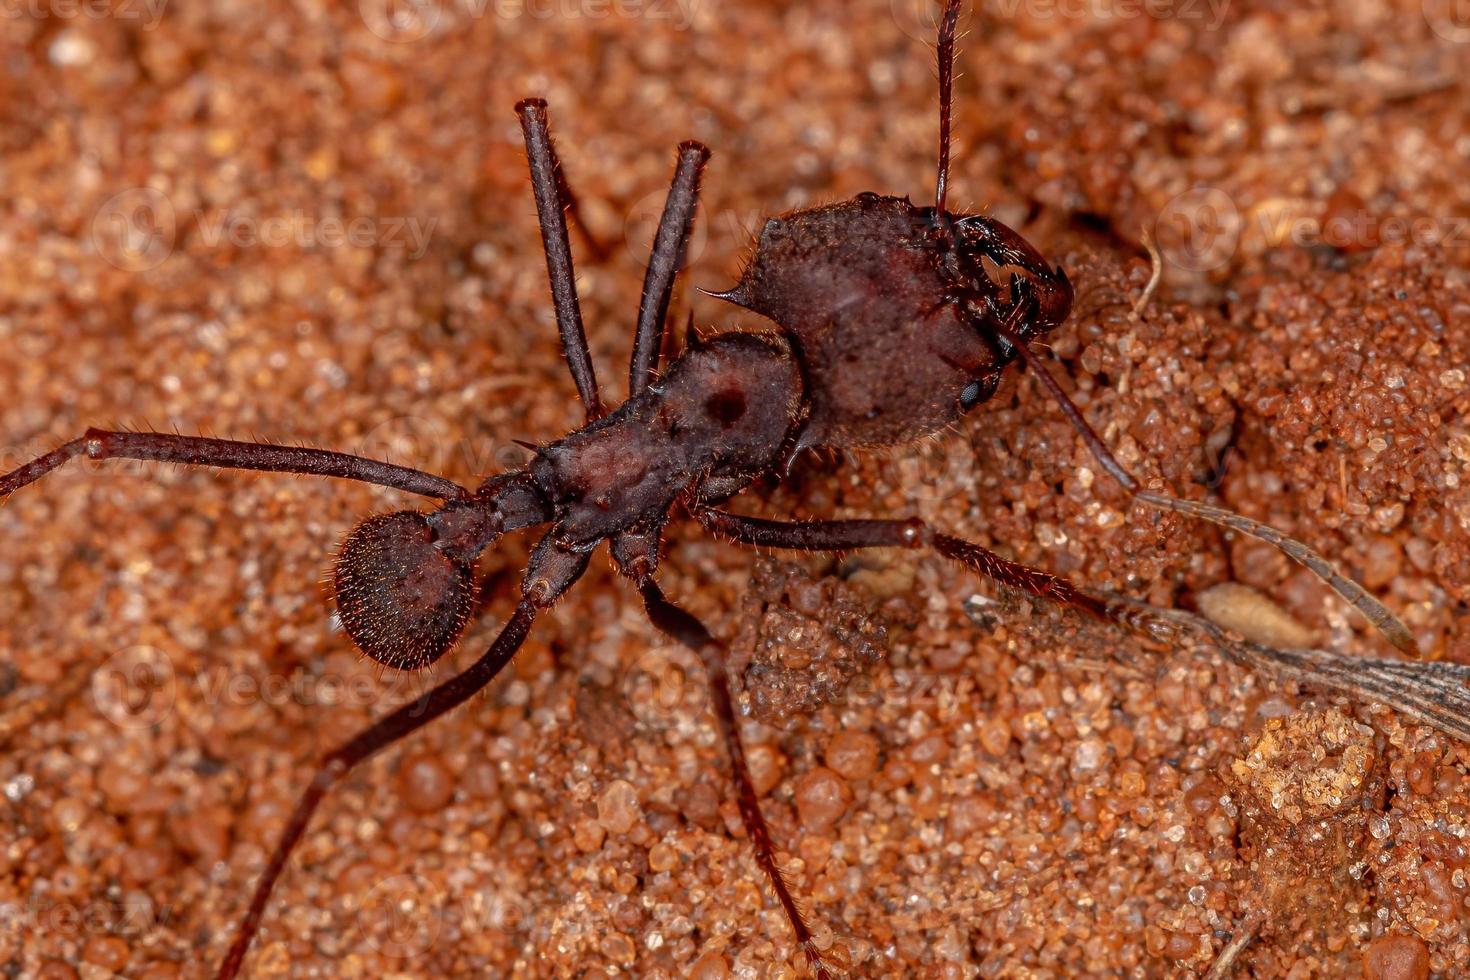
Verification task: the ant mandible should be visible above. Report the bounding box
[0,1,1418,976]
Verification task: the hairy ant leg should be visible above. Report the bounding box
[694,510,1176,642]
[218,536,590,980]
[974,293,1420,656]
[516,98,604,419]
[635,576,835,980]
[0,429,467,501]
[216,608,537,979]
[629,140,711,396]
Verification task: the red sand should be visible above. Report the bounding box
[1,1,1467,976]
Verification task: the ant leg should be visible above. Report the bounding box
[216,606,537,979]
[218,535,589,979]
[934,0,962,214]
[516,98,604,420]
[695,509,1167,637]
[628,140,711,397]
[636,577,834,980]
[984,310,1421,657]
[0,429,466,501]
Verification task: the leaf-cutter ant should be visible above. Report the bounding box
[0,1,1420,976]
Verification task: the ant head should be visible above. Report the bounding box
[946,213,1074,339]
[333,511,477,670]
[706,194,1073,449]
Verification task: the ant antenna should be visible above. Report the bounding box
[988,307,1421,658]
[934,0,963,214]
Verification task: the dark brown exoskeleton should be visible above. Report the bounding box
[709,194,1071,452]
[0,2,1419,977]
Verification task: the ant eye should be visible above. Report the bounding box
[333,511,476,671]
[958,378,991,411]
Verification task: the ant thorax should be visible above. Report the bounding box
[529,331,804,547]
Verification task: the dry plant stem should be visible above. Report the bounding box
[1132,226,1162,317]
[636,578,833,980]
[985,316,1421,658]
[1204,916,1262,980]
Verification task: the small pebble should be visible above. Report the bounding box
[825,730,879,781]
[598,779,641,834]
[600,931,636,965]
[648,841,678,872]
[1163,930,1197,958]
[1197,582,1315,649]
[398,753,454,812]
[83,935,129,972]
[978,717,1012,757]
[745,743,785,797]
[794,767,852,833]
[690,951,730,979]
[1363,934,1430,980]
[573,818,606,853]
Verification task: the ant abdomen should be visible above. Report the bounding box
[333,511,477,670]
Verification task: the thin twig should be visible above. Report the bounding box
[1133,227,1162,317]
[1204,916,1260,980]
